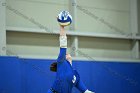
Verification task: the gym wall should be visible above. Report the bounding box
[138,0,140,34]
[6,0,137,60]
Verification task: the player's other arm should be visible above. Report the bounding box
[57,26,67,63]
[75,71,94,93]
[76,79,94,93]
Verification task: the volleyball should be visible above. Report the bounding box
[57,11,72,26]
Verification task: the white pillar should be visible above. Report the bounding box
[130,0,139,59]
[138,0,140,34]
[0,0,6,55]
[69,0,78,56]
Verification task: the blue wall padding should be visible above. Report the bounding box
[0,56,140,93]
[20,59,56,93]
[0,56,21,93]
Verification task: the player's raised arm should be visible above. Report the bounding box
[57,26,67,63]
[59,26,67,48]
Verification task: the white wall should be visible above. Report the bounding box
[0,0,6,55]
[138,0,140,57]
[6,0,68,30]
[7,31,71,58]
[138,0,140,34]
[78,37,131,59]
[6,0,139,61]
[76,0,130,34]
[6,0,130,34]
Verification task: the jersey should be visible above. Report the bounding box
[50,48,87,93]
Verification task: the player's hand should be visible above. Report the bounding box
[60,25,64,28]
[84,89,95,93]
[60,25,65,32]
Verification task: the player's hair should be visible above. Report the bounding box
[50,62,57,72]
